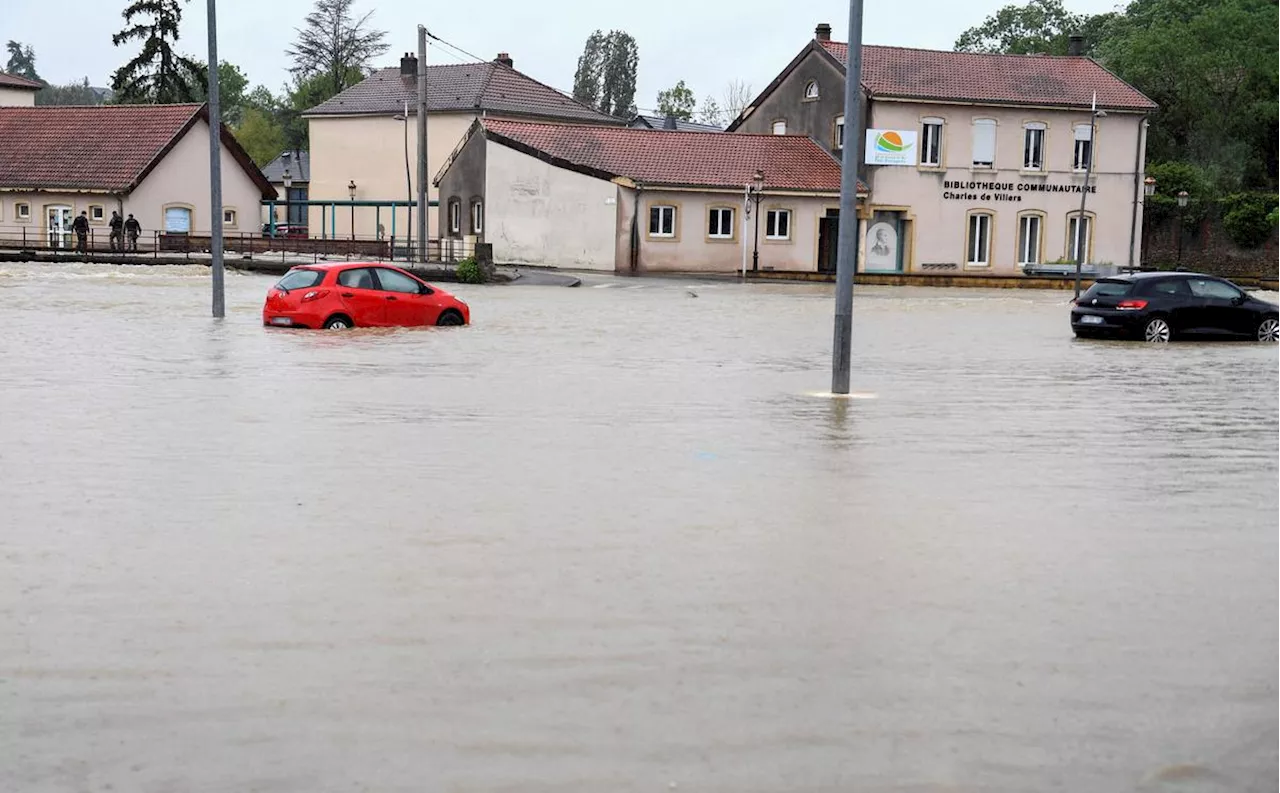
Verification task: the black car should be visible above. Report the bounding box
[1071,272,1279,343]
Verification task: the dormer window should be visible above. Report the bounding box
[804,80,819,100]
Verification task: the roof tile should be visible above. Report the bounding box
[0,73,42,90]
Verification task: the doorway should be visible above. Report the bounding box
[865,210,907,272]
[817,209,839,274]
[46,205,72,249]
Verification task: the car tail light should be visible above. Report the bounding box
[1117,299,1148,310]
[301,289,329,302]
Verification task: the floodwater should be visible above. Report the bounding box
[1,262,1276,792]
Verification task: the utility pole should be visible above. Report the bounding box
[1073,92,1102,300]
[207,0,225,318]
[831,0,863,395]
[416,25,428,263]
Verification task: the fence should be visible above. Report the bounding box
[0,225,479,265]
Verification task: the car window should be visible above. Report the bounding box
[1146,278,1191,297]
[276,269,324,290]
[1081,280,1132,299]
[1188,278,1243,300]
[373,268,422,294]
[338,268,376,289]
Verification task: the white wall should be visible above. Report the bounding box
[484,143,617,270]
[0,87,36,107]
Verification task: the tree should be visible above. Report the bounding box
[722,79,753,123]
[698,96,724,127]
[35,78,105,106]
[192,61,250,125]
[287,0,388,99]
[572,29,638,117]
[5,41,39,81]
[111,0,205,103]
[234,106,287,166]
[656,80,696,121]
[954,0,1095,55]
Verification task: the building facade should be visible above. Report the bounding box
[303,52,623,246]
[436,119,864,273]
[0,74,40,107]
[729,25,1156,276]
[259,149,310,229]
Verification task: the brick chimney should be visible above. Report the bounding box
[815,23,832,42]
[1067,34,1084,56]
[495,52,513,68]
[400,52,417,77]
[664,115,678,130]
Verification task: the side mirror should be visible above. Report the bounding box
[419,283,433,295]
[1233,295,1247,305]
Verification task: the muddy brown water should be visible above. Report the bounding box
[1,263,1276,792]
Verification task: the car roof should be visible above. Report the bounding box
[1101,271,1211,282]
[294,262,403,271]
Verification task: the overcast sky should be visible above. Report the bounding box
[5,0,1124,113]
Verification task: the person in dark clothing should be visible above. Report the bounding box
[124,214,141,252]
[108,211,124,251]
[72,211,89,253]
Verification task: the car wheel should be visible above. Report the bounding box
[1257,316,1279,342]
[436,310,465,327]
[1143,316,1172,343]
[323,315,353,330]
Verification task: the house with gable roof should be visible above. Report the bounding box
[0,73,41,107]
[303,51,624,245]
[729,23,1157,276]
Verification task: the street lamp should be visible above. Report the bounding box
[1176,189,1189,268]
[1073,96,1106,300]
[1141,176,1156,269]
[751,169,765,271]
[393,101,412,256]
[348,179,357,241]
[281,167,292,237]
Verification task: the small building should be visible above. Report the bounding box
[0,73,41,107]
[729,23,1157,276]
[0,103,274,247]
[260,149,310,229]
[629,114,723,133]
[303,51,624,244]
[434,118,866,274]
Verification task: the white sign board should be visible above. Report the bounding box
[865,129,918,166]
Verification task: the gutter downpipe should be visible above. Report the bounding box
[1127,114,1148,271]
[629,183,642,274]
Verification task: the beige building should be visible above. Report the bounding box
[0,104,274,248]
[304,52,623,247]
[729,24,1157,275]
[435,119,866,273]
[0,73,40,106]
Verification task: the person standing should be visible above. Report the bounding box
[108,211,124,251]
[72,211,90,253]
[124,214,141,252]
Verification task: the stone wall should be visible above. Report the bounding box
[1143,218,1277,277]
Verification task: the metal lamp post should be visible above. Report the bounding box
[1141,176,1155,269]
[393,102,412,256]
[348,180,357,241]
[281,168,292,236]
[751,169,764,271]
[1176,190,1189,268]
[1072,95,1106,300]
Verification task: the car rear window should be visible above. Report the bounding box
[276,269,324,290]
[1081,280,1133,299]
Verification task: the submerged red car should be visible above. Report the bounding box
[262,262,470,329]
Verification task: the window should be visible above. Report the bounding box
[1148,278,1191,297]
[470,200,483,234]
[1017,213,1042,266]
[966,212,993,266]
[89,205,105,223]
[374,267,422,294]
[804,80,819,100]
[276,268,324,290]
[648,205,676,238]
[1023,123,1045,170]
[972,119,996,168]
[707,207,735,239]
[920,118,943,167]
[1067,213,1093,262]
[448,199,461,234]
[766,209,791,240]
[163,206,192,233]
[1073,124,1093,170]
[834,115,845,149]
[337,268,376,289]
[1187,278,1244,301]
[223,208,237,227]
[16,202,30,220]
[772,120,787,135]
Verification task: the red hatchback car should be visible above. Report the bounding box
[262,263,470,329]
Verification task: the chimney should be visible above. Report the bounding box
[400,52,417,77]
[664,115,678,130]
[495,52,513,68]
[815,23,832,42]
[1067,34,1084,56]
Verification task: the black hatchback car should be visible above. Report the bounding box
[1071,272,1279,342]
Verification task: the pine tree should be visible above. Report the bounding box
[287,0,389,98]
[5,41,40,82]
[110,0,205,104]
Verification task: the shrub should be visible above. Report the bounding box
[1221,193,1278,249]
[455,256,485,284]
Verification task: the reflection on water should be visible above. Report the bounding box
[1,263,1276,792]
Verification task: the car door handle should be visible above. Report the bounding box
[386,296,397,301]
[340,292,353,297]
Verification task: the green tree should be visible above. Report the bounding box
[111,0,205,103]
[234,106,287,166]
[5,41,40,81]
[954,0,1104,55]
[572,30,607,108]
[35,78,105,106]
[287,0,388,99]
[698,95,724,127]
[573,29,638,117]
[656,80,696,121]
[192,61,250,125]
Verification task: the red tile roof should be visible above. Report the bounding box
[0,104,274,197]
[479,119,863,193]
[0,73,42,90]
[818,41,1155,111]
